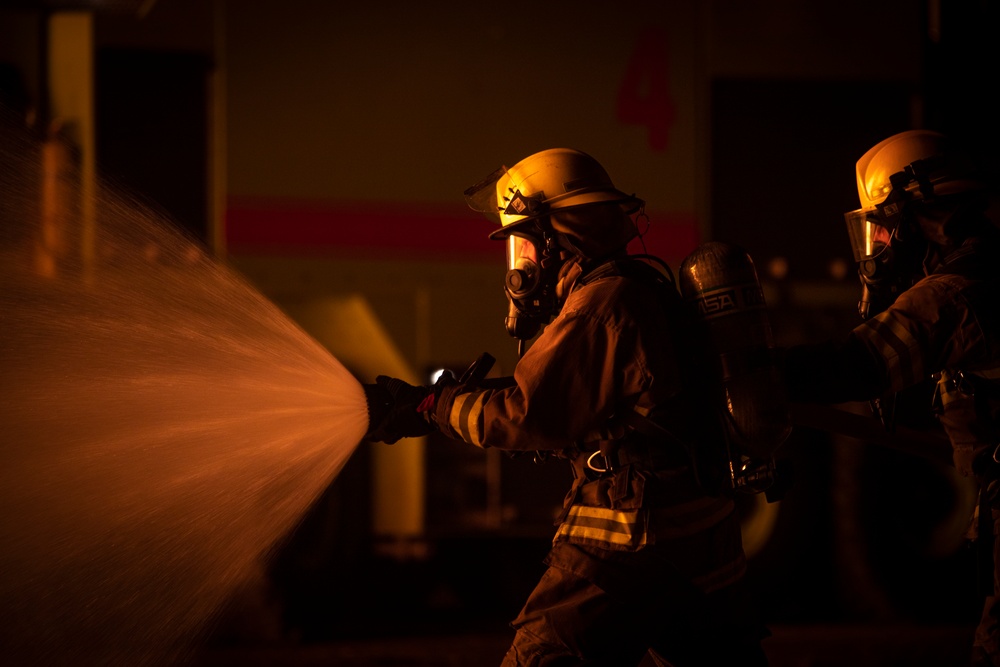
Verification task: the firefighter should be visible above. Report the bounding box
[363,148,771,666]
[779,129,1000,666]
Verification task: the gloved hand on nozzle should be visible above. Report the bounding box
[363,374,451,444]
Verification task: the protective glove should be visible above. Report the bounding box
[362,375,437,444]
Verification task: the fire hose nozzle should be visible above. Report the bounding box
[459,352,496,386]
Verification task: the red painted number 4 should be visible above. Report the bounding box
[616,28,675,152]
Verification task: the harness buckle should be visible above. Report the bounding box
[586,450,613,473]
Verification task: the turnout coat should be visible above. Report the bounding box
[433,255,747,594]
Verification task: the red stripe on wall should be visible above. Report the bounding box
[225,197,701,264]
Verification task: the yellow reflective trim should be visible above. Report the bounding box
[556,523,638,547]
[448,391,488,447]
[554,505,647,548]
[883,316,923,381]
[569,505,638,522]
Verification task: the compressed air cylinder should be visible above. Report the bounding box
[679,241,792,460]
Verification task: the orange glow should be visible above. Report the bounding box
[36,132,72,278]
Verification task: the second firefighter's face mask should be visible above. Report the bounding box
[844,208,894,262]
[846,205,928,319]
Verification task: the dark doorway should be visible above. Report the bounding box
[710,79,914,283]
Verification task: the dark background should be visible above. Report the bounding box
[3,1,999,665]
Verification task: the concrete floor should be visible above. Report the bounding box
[194,622,977,667]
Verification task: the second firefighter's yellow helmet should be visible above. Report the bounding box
[854,129,984,212]
[845,129,987,262]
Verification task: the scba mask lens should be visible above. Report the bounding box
[845,209,894,262]
[506,234,541,299]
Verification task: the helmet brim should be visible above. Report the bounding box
[487,193,643,241]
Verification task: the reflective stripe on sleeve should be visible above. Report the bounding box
[857,313,922,389]
[448,390,488,447]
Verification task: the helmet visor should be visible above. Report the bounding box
[464,167,506,224]
[464,166,546,238]
[844,208,893,262]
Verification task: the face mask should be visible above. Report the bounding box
[503,231,566,343]
[855,217,926,319]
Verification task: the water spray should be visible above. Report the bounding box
[1,113,370,665]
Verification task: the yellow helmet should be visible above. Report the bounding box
[855,130,985,209]
[845,129,986,262]
[465,148,643,241]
